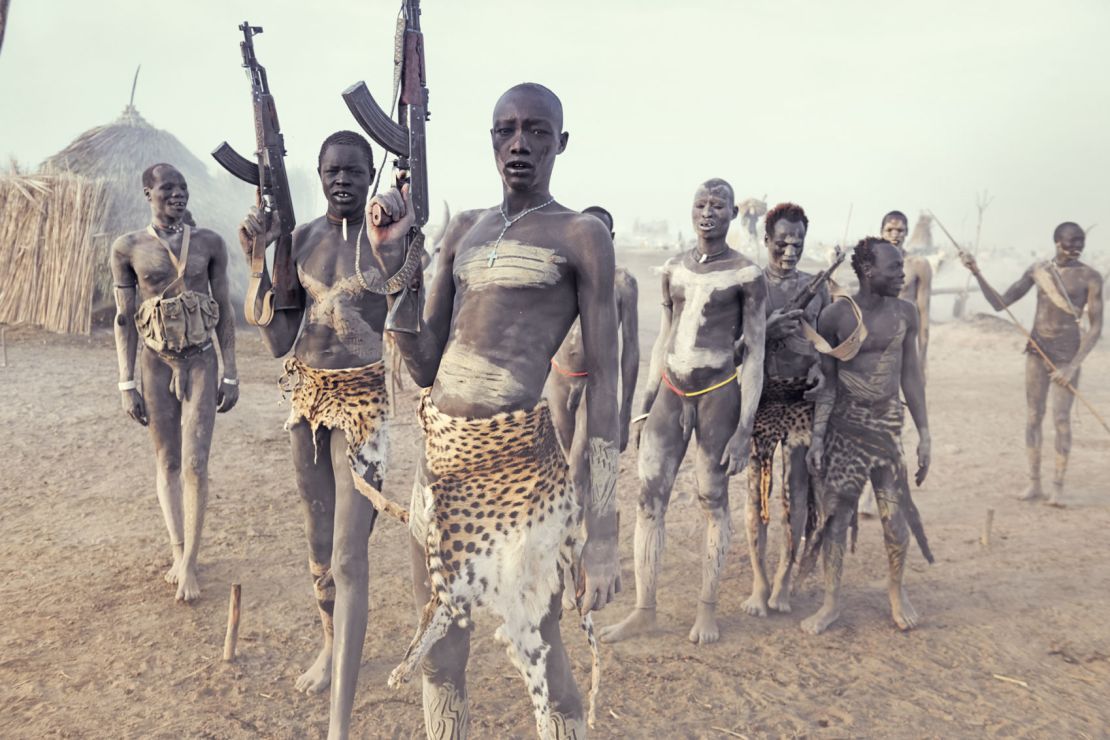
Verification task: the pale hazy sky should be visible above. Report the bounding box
[2,0,1108,258]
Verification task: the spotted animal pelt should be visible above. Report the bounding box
[281,358,407,522]
[750,376,816,557]
[800,395,932,577]
[395,390,600,738]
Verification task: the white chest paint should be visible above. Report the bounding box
[435,342,527,408]
[454,240,565,291]
[666,262,760,375]
[298,267,373,353]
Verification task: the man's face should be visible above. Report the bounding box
[145,166,188,224]
[690,185,736,241]
[870,242,906,297]
[491,89,567,193]
[1055,225,1085,264]
[765,218,806,272]
[319,143,373,218]
[881,217,908,248]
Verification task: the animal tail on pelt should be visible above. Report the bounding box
[352,474,410,523]
[389,530,469,688]
[565,550,601,729]
[900,471,934,564]
[578,611,600,729]
[389,597,454,688]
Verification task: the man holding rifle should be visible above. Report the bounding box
[741,202,831,619]
[238,131,410,738]
[369,82,620,739]
[960,222,1103,507]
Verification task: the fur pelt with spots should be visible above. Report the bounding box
[281,358,408,522]
[395,391,600,738]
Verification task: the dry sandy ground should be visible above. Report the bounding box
[2,250,1108,738]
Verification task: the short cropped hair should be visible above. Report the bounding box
[1053,221,1082,241]
[318,130,376,174]
[142,163,175,189]
[500,83,564,130]
[881,210,908,228]
[765,202,808,237]
[850,236,889,279]
[699,178,735,207]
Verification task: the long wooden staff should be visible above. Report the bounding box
[929,211,1110,435]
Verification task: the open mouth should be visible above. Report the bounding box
[331,190,355,204]
[505,161,533,175]
[168,201,186,210]
[697,220,716,231]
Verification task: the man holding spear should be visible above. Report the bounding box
[955,221,1104,507]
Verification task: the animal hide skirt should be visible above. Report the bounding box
[280,357,407,522]
[399,390,601,729]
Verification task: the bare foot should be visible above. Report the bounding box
[175,565,201,603]
[1017,482,1044,501]
[295,646,332,694]
[890,586,919,631]
[688,601,720,645]
[800,603,841,635]
[741,588,769,618]
[599,607,656,644]
[1044,486,1066,508]
[163,559,182,585]
[767,586,791,613]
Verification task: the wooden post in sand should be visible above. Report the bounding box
[980,508,995,548]
[223,583,242,662]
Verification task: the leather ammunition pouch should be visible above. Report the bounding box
[134,225,220,354]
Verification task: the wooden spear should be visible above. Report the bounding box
[930,210,1110,435]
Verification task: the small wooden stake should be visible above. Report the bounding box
[223,583,242,662]
[980,508,995,548]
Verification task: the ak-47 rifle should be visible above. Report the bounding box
[342,0,428,334]
[212,21,299,327]
[786,246,847,312]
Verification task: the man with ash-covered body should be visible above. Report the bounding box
[961,222,1103,507]
[239,131,415,739]
[547,205,639,500]
[110,163,239,604]
[857,209,933,518]
[802,238,932,635]
[601,178,767,646]
[369,83,621,738]
[741,202,829,618]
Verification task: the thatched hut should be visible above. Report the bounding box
[0,105,247,334]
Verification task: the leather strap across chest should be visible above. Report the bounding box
[147,224,192,298]
[800,294,869,361]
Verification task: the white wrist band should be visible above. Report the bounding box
[222,377,239,386]
[118,380,137,391]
